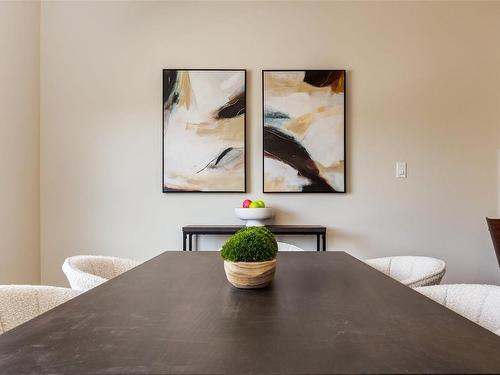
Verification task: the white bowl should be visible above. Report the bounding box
[234,207,273,227]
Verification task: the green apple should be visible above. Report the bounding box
[254,200,266,208]
[249,201,260,208]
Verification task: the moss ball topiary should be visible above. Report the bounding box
[221,227,278,262]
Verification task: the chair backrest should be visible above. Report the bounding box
[415,284,500,335]
[277,242,304,251]
[486,217,500,267]
[62,255,140,291]
[0,285,80,334]
[365,256,446,288]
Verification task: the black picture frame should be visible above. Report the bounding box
[262,69,346,194]
[162,69,247,193]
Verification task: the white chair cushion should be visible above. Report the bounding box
[0,285,80,334]
[415,284,500,335]
[277,242,304,251]
[365,256,446,287]
[62,255,140,292]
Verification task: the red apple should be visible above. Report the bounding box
[242,199,252,208]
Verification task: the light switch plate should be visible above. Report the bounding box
[396,162,407,178]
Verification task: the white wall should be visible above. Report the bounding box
[0,1,40,284]
[40,1,500,286]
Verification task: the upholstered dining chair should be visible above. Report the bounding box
[62,255,140,292]
[364,256,446,288]
[0,285,80,334]
[415,284,500,335]
[486,217,500,267]
[277,242,304,251]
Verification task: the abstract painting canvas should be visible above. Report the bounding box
[263,70,345,193]
[163,69,246,192]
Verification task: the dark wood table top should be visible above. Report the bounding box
[1,251,500,374]
[183,224,326,234]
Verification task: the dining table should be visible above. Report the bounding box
[1,251,500,374]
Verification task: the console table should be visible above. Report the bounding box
[182,225,327,251]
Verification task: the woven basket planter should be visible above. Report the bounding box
[223,259,276,289]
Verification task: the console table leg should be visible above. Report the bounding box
[322,234,326,251]
[189,234,193,251]
[316,235,320,252]
[183,233,187,251]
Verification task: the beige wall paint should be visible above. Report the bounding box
[497,73,500,215]
[0,1,40,284]
[40,1,500,286]
[498,149,500,215]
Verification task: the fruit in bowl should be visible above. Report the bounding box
[242,199,253,208]
[241,199,266,208]
[254,200,266,208]
[235,199,272,227]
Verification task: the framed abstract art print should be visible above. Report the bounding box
[262,70,345,193]
[163,69,246,192]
